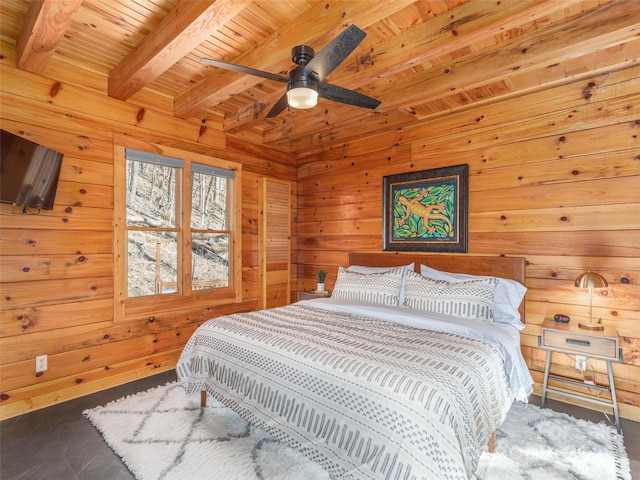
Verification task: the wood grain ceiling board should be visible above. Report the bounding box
[0,1,29,39]
[2,0,638,157]
[146,1,313,100]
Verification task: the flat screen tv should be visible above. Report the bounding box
[1,129,64,211]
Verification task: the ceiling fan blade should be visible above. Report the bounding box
[266,92,290,118]
[201,58,289,83]
[303,25,366,81]
[318,82,380,109]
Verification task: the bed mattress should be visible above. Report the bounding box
[176,299,532,479]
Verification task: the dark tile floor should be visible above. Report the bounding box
[1,371,638,480]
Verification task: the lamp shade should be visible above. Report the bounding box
[287,87,318,109]
[575,270,608,289]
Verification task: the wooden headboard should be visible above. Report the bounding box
[348,253,526,322]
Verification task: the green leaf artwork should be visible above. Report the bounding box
[392,185,455,240]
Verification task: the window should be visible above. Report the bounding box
[190,164,232,292]
[125,151,181,297]
[115,144,241,319]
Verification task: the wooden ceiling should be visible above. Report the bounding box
[2,0,639,157]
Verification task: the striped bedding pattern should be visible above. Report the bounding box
[176,303,514,479]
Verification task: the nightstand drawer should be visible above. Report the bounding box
[541,329,618,359]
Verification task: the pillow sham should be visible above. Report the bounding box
[332,266,405,306]
[420,264,526,330]
[346,263,414,274]
[404,270,498,322]
[347,263,414,305]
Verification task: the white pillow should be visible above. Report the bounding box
[346,263,414,274]
[333,266,405,306]
[420,264,526,330]
[347,263,414,305]
[404,270,498,322]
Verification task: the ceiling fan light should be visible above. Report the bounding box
[287,87,318,109]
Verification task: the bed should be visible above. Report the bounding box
[176,253,533,480]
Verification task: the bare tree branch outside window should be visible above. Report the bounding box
[125,155,232,298]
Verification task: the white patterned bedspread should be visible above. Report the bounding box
[176,299,533,480]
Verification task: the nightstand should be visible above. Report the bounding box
[538,319,622,432]
[297,291,330,301]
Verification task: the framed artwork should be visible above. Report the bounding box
[382,164,468,252]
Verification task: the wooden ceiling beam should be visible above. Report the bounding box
[374,1,640,113]
[289,52,639,157]
[261,0,638,146]
[17,0,83,74]
[173,0,417,119]
[108,0,250,101]
[326,0,595,92]
[228,0,586,135]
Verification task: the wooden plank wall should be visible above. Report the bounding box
[0,57,297,419]
[296,64,640,421]
[0,41,638,424]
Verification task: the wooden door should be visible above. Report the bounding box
[258,177,291,309]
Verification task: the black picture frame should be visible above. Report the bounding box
[382,164,468,252]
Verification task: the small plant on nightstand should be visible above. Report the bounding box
[316,270,327,292]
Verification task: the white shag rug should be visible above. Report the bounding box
[84,382,631,480]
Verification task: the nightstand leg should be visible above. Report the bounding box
[606,360,621,433]
[541,350,552,408]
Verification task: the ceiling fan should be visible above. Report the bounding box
[201,25,381,118]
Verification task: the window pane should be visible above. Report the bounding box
[192,233,229,290]
[191,171,227,230]
[128,231,178,297]
[126,159,178,228]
